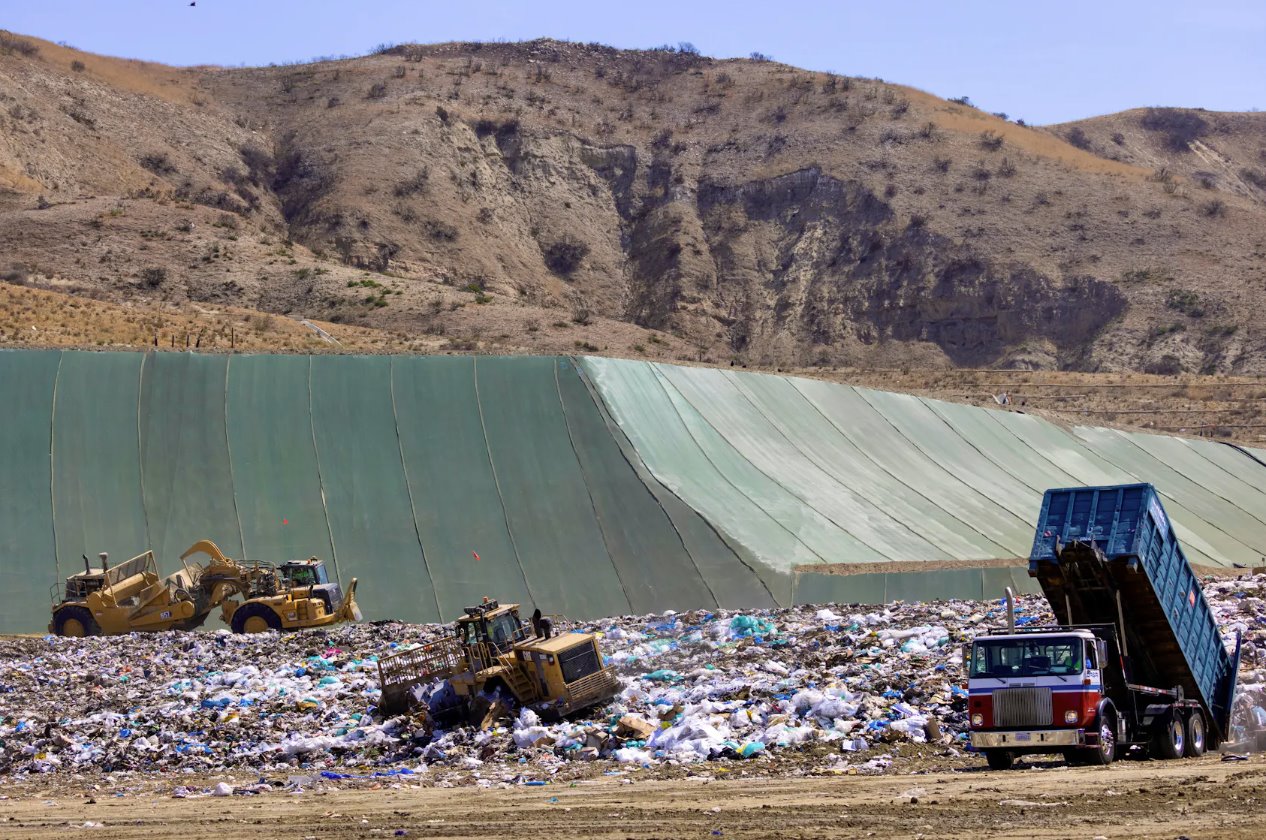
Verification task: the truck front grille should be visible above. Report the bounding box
[992,687,1053,727]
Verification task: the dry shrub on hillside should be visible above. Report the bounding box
[543,238,590,277]
[1140,108,1207,152]
[0,32,39,57]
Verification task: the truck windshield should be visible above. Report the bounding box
[971,638,1083,678]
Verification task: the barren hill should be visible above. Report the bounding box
[2,32,1264,373]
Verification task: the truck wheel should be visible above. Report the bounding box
[1083,713,1117,766]
[985,750,1015,770]
[1184,712,1207,757]
[1152,712,1184,760]
[54,605,100,637]
[231,603,282,634]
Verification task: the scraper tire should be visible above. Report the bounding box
[231,603,282,634]
[54,605,100,637]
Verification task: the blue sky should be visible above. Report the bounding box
[8,0,1264,124]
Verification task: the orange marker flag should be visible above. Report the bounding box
[472,551,481,562]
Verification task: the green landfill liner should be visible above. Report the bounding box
[391,355,531,618]
[139,352,244,565]
[474,356,631,619]
[0,349,1263,633]
[310,355,439,623]
[52,351,148,580]
[0,350,60,632]
[227,355,333,566]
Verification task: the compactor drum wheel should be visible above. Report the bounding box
[231,603,282,634]
[53,605,100,637]
[1184,712,1207,757]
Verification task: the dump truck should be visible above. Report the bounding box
[49,541,360,636]
[968,483,1241,769]
[377,598,621,722]
[49,551,205,636]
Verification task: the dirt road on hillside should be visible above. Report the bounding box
[1,754,1262,839]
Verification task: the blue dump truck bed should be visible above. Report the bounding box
[1029,483,1240,740]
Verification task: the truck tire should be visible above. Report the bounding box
[54,605,100,637]
[984,750,1015,770]
[1152,711,1184,760]
[1082,712,1117,766]
[1184,711,1207,757]
[231,603,282,634]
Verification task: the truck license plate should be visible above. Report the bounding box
[1014,732,1031,742]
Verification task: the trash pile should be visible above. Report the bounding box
[1,576,1264,780]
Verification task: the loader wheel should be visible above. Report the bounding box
[1152,711,1184,760]
[1184,711,1207,758]
[54,605,100,638]
[231,603,282,634]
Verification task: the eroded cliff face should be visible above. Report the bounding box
[4,37,1262,372]
[696,168,1127,367]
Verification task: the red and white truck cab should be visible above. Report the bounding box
[967,627,1115,769]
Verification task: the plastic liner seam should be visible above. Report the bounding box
[472,356,537,608]
[308,355,342,585]
[553,358,634,614]
[389,356,443,622]
[572,358,723,609]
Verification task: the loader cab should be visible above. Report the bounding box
[278,559,330,588]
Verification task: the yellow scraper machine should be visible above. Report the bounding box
[49,540,360,636]
[377,598,621,722]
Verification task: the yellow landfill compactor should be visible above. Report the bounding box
[48,541,360,636]
[377,598,620,722]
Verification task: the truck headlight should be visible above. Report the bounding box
[1064,710,1078,724]
[971,713,983,726]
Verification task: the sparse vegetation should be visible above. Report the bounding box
[0,32,39,57]
[544,238,590,277]
[140,267,167,288]
[139,152,177,175]
[1065,126,1091,150]
[1202,199,1226,217]
[70,60,85,72]
[979,131,1004,151]
[1166,288,1205,317]
[393,169,430,198]
[366,82,388,100]
[1140,108,1207,152]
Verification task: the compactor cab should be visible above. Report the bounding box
[377,597,620,721]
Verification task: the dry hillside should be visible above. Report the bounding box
[1,32,1264,374]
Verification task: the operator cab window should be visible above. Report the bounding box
[1085,640,1097,670]
[286,566,316,587]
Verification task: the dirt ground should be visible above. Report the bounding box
[1,753,1262,839]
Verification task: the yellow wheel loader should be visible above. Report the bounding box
[49,551,204,636]
[377,598,620,722]
[179,540,361,634]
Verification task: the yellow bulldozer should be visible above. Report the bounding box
[377,598,621,722]
[48,541,360,637]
